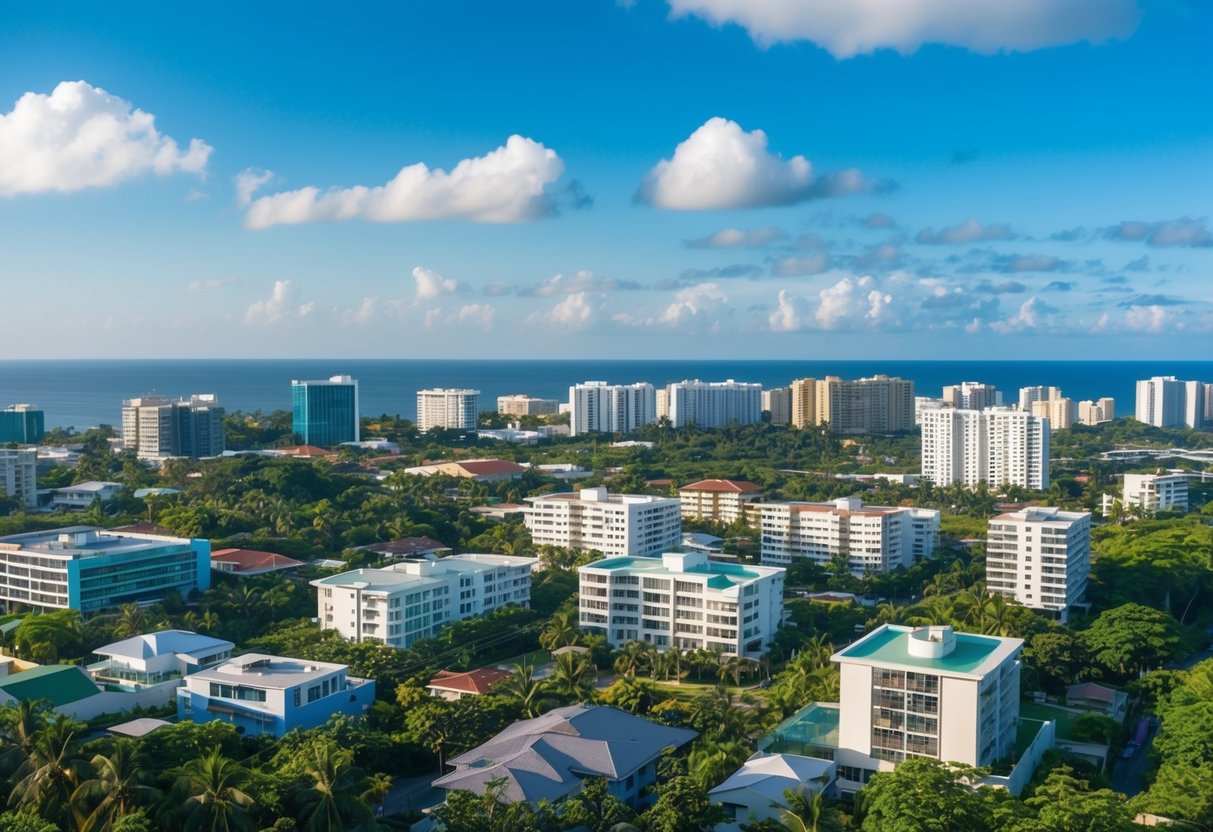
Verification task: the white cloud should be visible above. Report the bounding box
[244,280,311,326]
[244,135,565,228]
[915,219,1014,245]
[0,80,211,196]
[342,297,380,325]
[525,270,640,296]
[425,303,496,330]
[769,290,808,332]
[185,277,237,293]
[549,292,600,329]
[665,0,1139,58]
[412,266,463,301]
[685,226,787,248]
[1122,304,1168,333]
[234,168,273,207]
[773,253,831,276]
[989,296,1056,333]
[636,117,880,210]
[1104,217,1212,248]
[657,283,728,327]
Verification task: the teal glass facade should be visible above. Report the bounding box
[291,380,358,446]
[0,409,44,444]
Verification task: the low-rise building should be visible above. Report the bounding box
[403,459,526,481]
[525,487,682,558]
[87,630,234,704]
[679,479,764,525]
[210,549,305,577]
[496,395,560,417]
[426,667,511,700]
[1121,472,1189,513]
[0,448,37,510]
[709,753,836,830]
[176,653,375,737]
[986,507,1090,621]
[759,498,940,574]
[311,553,538,648]
[50,481,122,509]
[578,551,785,657]
[356,536,452,560]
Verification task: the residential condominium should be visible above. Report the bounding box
[525,487,681,557]
[762,387,791,425]
[1017,386,1063,412]
[679,479,764,525]
[759,497,940,574]
[1136,376,1210,429]
[416,388,479,432]
[311,553,538,648]
[0,526,211,613]
[0,405,44,444]
[789,375,915,434]
[920,407,1050,491]
[122,394,225,459]
[568,381,657,436]
[1113,472,1189,514]
[1030,397,1076,431]
[0,448,37,509]
[941,382,1001,411]
[578,551,785,657]
[496,394,560,417]
[665,379,763,428]
[291,375,359,446]
[986,507,1090,621]
[1077,397,1115,426]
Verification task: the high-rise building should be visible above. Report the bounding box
[1077,397,1115,426]
[790,378,817,429]
[986,507,1089,621]
[0,448,37,509]
[1030,397,1076,431]
[762,387,791,425]
[0,405,44,444]
[815,375,915,434]
[496,395,560,417]
[1117,473,1189,514]
[416,388,479,432]
[525,487,681,557]
[568,381,656,436]
[759,498,940,574]
[1018,386,1063,412]
[578,551,785,657]
[1133,376,1207,428]
[665,379,762,428]
[941,382,1001,411]
[121,395,225,459]
[291,376,359,446]
[921,408,1050,491]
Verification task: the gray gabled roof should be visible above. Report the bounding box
[434,704,696,804]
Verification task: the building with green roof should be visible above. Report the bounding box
[0,664,101,708]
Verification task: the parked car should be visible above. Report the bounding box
[1121,741,1138,760]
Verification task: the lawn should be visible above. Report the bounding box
[492,649,551,670]
[1019,701,1078,739]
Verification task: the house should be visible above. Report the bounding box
[403,459,527,482]
[0,663,170,721]
[176,653,375,737]
[357,536,452,560]
[709,752,836,831]
[425,667,511,700]
[1066,682,1129,721]
[88,629,234,704]
[433,704,696,807]
[211,548,306,576]
[51,481,122,509]
[278,445,339,460]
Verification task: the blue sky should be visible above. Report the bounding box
[0,0,1209,359]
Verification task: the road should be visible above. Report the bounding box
[1110,718,1159,796]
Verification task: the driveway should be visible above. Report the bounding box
[1110,718,1159,796]
[381,772,445,818]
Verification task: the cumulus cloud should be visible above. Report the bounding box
[244,135,567,229]
[412,266,463,301]
[664,0,1139,58]
[342,297,381,325]
[0,80,211,196]
[619,283,729,329]
[1122,304,1168,333]
[425,303,495,330]
[815,275,893,329]
[989,296,1057,333]
[523,270,641,296]
[234,168,273,207]
[769,290,809,332]
[772,254,831,277]
[549,292,601,329]
[1103,218,1212,248]
[915,219,1014,245]
[244,280,312,326]
[685,226,787,248]
[636,117,884,210]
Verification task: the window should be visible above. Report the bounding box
[293,689,301,707]
[307,685,321,703]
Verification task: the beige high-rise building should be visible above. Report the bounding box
[1031,397,1076,431]
[941,381,1000,411]
[815,375,915,434]
[496,395,560,417]
[762,387,791,425]
[1018,386,1063,412]
[1077,397,1115,426]
[790,378,817,429]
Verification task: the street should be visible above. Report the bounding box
[1110,718,1159,796]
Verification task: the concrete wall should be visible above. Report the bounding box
[939,676,979,765]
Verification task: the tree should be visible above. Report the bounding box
[548,651,596,702]
[561,777,636,832]
[361,772,392,818]
[539,609,580,651]
[175,749,255,832]
[641,775,727,832]
[0,813,57,832]
[8,713,85,829]
[600,677,658,715]
[1025,766,1136,832]
[687,740,748,789]
[1081,603,1181,679]
[291,742,374,832]
[71,741,157,832]
[1022,631,1087,695]
[857,759,991,832]
[500,660,547,718]
[1131,762,1213,829]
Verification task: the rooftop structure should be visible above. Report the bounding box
[356,536,451,560]
[709,752,836,830]
[942,382,1001,411]
[0,665,101,708]
[88,629,233,700]
[403,458,526,481]
[526,487,682,558]
[426,667,511,700]
[50,480,123,509]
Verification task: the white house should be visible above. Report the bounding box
[709,752,836,831]
[88,629,234,705]
[51,481,123,509]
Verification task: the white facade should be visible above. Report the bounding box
[88,630,233,703]
[759,498,940,574]
[921,407,1050,491]
[986,507,1089,620]
[1122,473,1189,513]
[0,448,37,509]
[665,379,762,428]
[1135,376,1208,429]
[762,387,791,425]
[311,553,537,648]
[568,381,657,436]
[496,395,560,417]
[578,551,785,657]
[525,487,681,557]
[1077,397,1115,426]
[942,382,1001,410]
[416,388,479,432]
[51,481,123,508]
[122,394,225,459]
[1017,386,1062,412]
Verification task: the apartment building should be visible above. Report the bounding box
[0,526,211,613]
[1136,376,1210,429]
[291,375,360,446]
[921,407,1050,491]
[1030,397,1076,431]
[122,394,225,459]
[0,405,44,444]
[496,395,560,417]
[578,551,785,657]
[0,448,37,509]
[759,498,940,574]
[790,377,817,429]
[525,487,681,557]
[1017,386,1063,412]
[679,479,764,525]
[790,376,914,434]
[568,381,657,436]
[762,387,791,425]
[417,388,480,432]
[1077,398,1115,426]
[986,507,1090,621]
[941,382,1001,411]
[1117,473,1189,513]
[665,379,763,428]
[311,553,537,648]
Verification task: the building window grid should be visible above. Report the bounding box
[871,669,940,763]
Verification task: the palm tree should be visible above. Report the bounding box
[980,594,1016,637]
[113,603,148,640]
[72,741,157,832]
[9,713,84,829]
[781,785,827,832]
[500,660,546,718]
[612,641,651,679]
[539,609,580,651]
[687,740,748,788]
[176,748,254,832]
[0,699,43,775]
[362,772,392,818]
[548,651,596,702]
[292,743,374,832]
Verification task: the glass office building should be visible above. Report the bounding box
[291,376,360,446]
[0,405,44,444]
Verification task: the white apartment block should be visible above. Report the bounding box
[986,507,1089,621]
[679,479,764,525]
[1030,397,1076,431]
[496,395,560,417]
[942,382,1001,411]
[759,498,940,574]
[762,387,791,425]
[525,487,681,557]
[311,553,538,648]
[416,388,479,432]
[1077,397,1115,426]
[921,408,1050,491]
[569,381,657,436]
[0,448,37,509]
[1120,473,1189,513]
[578,551,785,657]
[829,625,1022,791]
[122,394,225,459]
[1017,386,1062,412]
[665,379,763,429]
[1136,376,1210,429]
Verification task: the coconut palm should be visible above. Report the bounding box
[9,713,84,829]
[292,742,374,832]
[612,641,652,679]
[548,651,596,702]
[176,748,254,832]
[688,740,748,789]
[500,660,546,718]
[362,772,392,817]
[0,699,43,775]
[539,609,580,651]
[72,741,157,832]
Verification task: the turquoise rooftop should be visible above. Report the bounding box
[589,556,760,583]
[837,626,1006,674]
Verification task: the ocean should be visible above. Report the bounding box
[1,359,1210,430]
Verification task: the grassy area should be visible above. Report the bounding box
[492,649,551,670]
[1020,701,1078,738]
[1015,718,1048,757]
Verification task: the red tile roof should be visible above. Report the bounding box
[454,460,526,476]
[279,445,337,457]
[680,479,763,494]
[426,667,511,695]
[211,549,305,576]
